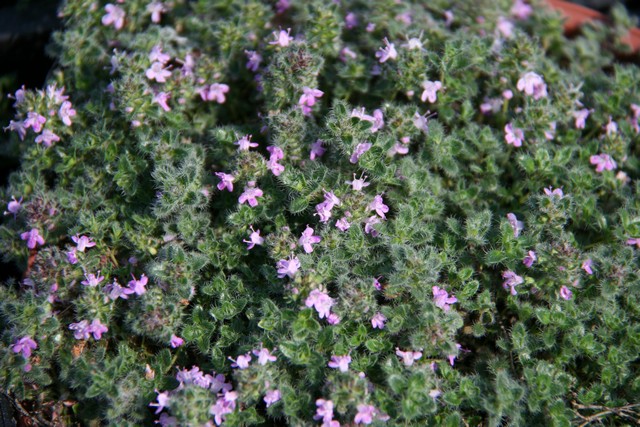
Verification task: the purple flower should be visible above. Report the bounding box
[24,112,46,133]
[627,238,640,248]
[215,172,235,192]
[35,129,60,148]
[507,213,524,237]
[375,38,397,63]
[368,194,389,219]
[146,1,167,23]
[275,0,290,14]
[146,62,172,83]
[396,348,422,366]
[364,215,382,237]
[543,186,564,198]
[560,285,573,300]
[413,110,432,132]
[315,201,333,223]
[605,116,618,136]
[497,16,514,38]
[372,276,382,291]
[21,228,45,249]
[4,196,22,218]
[252,347,277,365]
[505,123,524,147]
[335,215,351,232]
[371,312,386,329]
[582,259,594,275]
[328,354,351,372]
[298,225,321,253]
[350,142,372,164]
[229,353,252,369]
[314,399,335,424]
[326,312,340,325]
[276,255,301,279]
[432,286,457,312]
[89,319,108,340]
[127,274,148,295]
[243,225,264,249]
[345,12,358,29]
[299,87,324,116]
[104,279,135,300]
[264,389,281,407]
[81,272,104,287]
[573,108,590,129]
[238,181,263,207]
[152,91,171,112]
[269,28,293,47]
[511,0,533,19]
[201,83,230,103]
[351,107,375,122]
[523,250,537,268]
[170,334,184,348]
[354,404,376,425]
[72,234,96,252]
[102,4,126,30]
[310,139,326,160]
[4,120,27,140]
[448,343,462,366]
[69,320,91,340]
[266,146,285,176]
[234,134,258,151]
[149,391,170,415]
[305,289,334,319]
[371,109,384,132]
[59,101,77,126]
[502,270,523,295]
[66,248,78,264]
[12,336,37,359]
[244,50,262,72]
[421,80,443,103]
[346,173,370,191]
[516,71,547,99]
[210,390,237,426]
[590,153,616,173]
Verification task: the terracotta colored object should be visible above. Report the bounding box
[545,0,640,53]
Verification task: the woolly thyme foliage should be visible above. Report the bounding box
[2,0,640,426]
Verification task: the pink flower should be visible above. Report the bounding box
[244,50,262,72]
[150,391,170,415]
[326,312,341,325]
[543,186,564,198]
[21,228,44,249]
[328,354,351,372]
[170,334,184,348]
[315,201,333,223]
[81,272,104,287]
[4,120,27,140]
[229,353,252,369]
[371,109,384,132]
[127,274,148,295]
[201,83,230,103]
[305,289,334,319]
[323,190,340,208]
[66,248,78,264]
[269,29,293,47]
[146,1,167,23]
[299,225,321,253]
[560,285,573,300]
[24,112,46,133]
[299,87,324,116]
[238,181,263,207]
[4,195,22,218]
[266,146,285,176]
[310,139,326,160]
[368,194,389,219]
[346,173,370,191]
[372,276,382,291]
[507,213,524,237]
[581,259,594,275]
[371,312,386,329]
[413,110,432,132]
[573,108,590,129]
[264,389,281,407]
[252,347,277,365]
[102,4,126,30]
[335,216,351,232]
[350,142,372,164]
[523,250,536,268]
[152,92,171,112]
[314,399,335,424]
[59,101,76,126]
[432,286,457,312]
[589,153,616,173]
[502,270,523,295]
[504,123,524,147]
[516,71,547,99]
[275,0,290,14]
[364,215,381,237]
[146,62,172,83]
[276,255,301,278]
[354,404,376,425]
[243,225,264,249]
[447,343,463,366]
[345,12,358,29]
[631,103,640,134]
[35,129,60,147]
[375,38,397,63]
[72,234,96,252]
[605,116,618,136]
[234,134,258,151]
[12,336,37,359]
[511,0,533,20]
[396,348,422,366]
[497,16,514,38]
[215,172,235,192]
[210,390,237,425]
[421,80,443,103]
